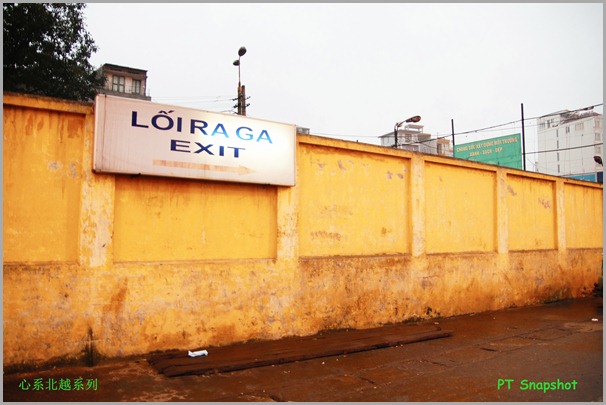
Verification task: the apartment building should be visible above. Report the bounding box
[97,63,151,101]
[536,109,603,182]
[379,123,453,157]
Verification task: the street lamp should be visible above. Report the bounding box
[233,46,247,116]
[594,156,603,184]
[393,115,421,148]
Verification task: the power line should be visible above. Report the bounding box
[400,103,604,147]
[152,94,234,101]
[526,143,603,155]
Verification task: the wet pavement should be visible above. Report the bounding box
[3,297,603,402]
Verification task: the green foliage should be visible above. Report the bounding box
[3,3,104,101]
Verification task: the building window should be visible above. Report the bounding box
[575,122,584,131]
[596,133,602,142]
[596,145,602,155]
[132,80,141,95]
[112,75,125,92]
[565,126,570,134]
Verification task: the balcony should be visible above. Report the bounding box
[98,84,151,101]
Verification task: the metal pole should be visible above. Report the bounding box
[393,124,398,148]
[237,82,242,115]
[521,103,526,170]
[241,85,246,116]
[238,57,242,115]
[451,119,455,148]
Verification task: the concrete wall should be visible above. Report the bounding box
[3,93,603,371]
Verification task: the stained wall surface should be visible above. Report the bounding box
[3,93,603,370]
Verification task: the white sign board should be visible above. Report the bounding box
[93,95,296,186]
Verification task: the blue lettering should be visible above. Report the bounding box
[169,139,245,158]
[131,111,149,128]
[193,143,214,155]
[236,127,253,141]
[152,114,174,131]
[191,119,208,135]
[131,107,274,152]
[257,130,272,144]
[229,146,244,158]
[211,123,229,138]
[171,139,190,152]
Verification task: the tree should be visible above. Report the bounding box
[3,3,104,101]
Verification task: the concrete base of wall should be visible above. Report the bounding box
[4,248,601,371]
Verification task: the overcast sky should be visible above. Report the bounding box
[84,3,603,152]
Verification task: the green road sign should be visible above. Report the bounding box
[453,133,522,169]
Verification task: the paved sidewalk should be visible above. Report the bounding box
[3,297,603,402]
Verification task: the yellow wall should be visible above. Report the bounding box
[564,183,603,249]
[506,175,557,251]
[113,176,277,261]
[425,163,496,253]
[3,105,85,262]
[298,143,411,256]
[3,93,603,371]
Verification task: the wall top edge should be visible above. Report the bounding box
[297,134,603,189]
[560,178,604,189]
[507,171,603,189]
[297,133,416,159]
[3,92,93,115]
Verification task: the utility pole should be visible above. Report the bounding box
[521,103,526,170]
[241,85,246,116]
[233,46,247,116]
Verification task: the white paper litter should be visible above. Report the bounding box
[188,349,209,357]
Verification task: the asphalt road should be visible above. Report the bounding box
[3,297,602,402]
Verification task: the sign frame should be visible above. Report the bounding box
[453,133,523,170]
[93,95,297,186]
